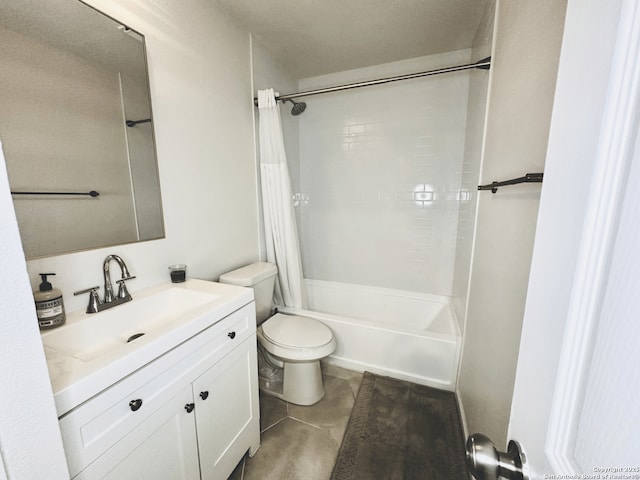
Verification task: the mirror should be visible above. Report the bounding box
[0,0,164,259]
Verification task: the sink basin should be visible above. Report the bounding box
[44,287,221,362]
[41,279,253,416]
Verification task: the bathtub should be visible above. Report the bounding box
[277,279,461,391]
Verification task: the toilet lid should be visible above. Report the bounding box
[262,313,333,349]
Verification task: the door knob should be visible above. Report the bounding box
[466,433,527,480]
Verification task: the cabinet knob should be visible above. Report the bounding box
[228,331,236,339]
[199,391,209,400]
[129,399,143,411]
[185,403,195,413]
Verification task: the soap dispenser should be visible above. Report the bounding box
[34,273,66,329]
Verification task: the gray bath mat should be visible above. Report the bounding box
[331,372,467,480]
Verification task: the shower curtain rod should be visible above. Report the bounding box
[254,57,491,104]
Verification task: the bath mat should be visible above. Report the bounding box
[331,372,467,480]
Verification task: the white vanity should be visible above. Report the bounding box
[41,279,260,480]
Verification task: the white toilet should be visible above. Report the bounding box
[219,262,336,406]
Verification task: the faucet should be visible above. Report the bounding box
[103,254,134,303]
[74,254,136,313]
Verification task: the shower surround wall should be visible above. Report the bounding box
[296,50,474,296]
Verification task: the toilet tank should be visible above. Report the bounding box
[219,262,278,324]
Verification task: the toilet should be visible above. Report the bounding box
[219,262,336,406]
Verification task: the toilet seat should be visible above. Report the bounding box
[262,313,333,349]
[258,313,336,361]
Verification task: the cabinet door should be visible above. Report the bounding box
[193,335,260,480]
[74,386,200,480]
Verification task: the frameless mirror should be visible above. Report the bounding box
[0,0,164,259]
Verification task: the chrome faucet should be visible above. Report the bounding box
[74,254,136,313]
[103,254,134,303]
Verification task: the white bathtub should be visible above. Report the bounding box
[277,279,461,391]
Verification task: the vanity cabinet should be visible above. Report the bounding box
[59,303,260,480]
[75,385,201,480]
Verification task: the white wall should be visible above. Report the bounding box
[25,0,259,314]
[296,50,473,295]
[0,0,258,476]
[457,0,567,447]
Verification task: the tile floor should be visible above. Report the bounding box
[229,364,363,480]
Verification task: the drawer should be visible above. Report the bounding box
[60,303,255,478]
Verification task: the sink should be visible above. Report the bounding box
[41,279,254,416]
[44,287,221,362]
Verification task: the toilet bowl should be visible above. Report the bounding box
[219,262,336,405]
[258,313,336,405]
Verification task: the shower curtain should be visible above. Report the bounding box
[257,88,305,308]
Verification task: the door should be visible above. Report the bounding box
[507,0,640,478]
[193,335,260,480]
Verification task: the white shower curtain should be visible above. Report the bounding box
[257,88,305,308]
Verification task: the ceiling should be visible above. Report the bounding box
[213,0,490,79]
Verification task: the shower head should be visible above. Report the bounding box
[283,98,306,116]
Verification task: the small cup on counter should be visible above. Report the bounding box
[168,264,187,283]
